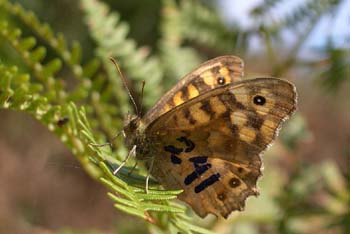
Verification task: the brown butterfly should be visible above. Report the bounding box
[121,56,297,218]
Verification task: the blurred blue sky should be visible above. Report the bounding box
[217,0,349,50]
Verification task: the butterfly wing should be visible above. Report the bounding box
[146,78,297,218]
[143,56,244,125]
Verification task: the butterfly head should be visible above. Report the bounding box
[123,112,140,135]
[123,114,145,153]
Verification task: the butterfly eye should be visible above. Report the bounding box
[217,76,226,85]
[229,178,241,188]
[253,95,266,105]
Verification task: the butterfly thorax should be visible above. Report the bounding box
[123,115,156,159]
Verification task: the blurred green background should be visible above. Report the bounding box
[0,0,349,234]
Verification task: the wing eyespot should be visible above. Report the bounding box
[229,178,241,188]
[217,76,226,85]
[253,95,266,106]
[217,193,226,201]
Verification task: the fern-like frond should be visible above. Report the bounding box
[318,45,350,91]
[2,0,87,76]
[252,0,342,32]
[251,0,285,17]
[0,20,66,102]
[158,0,202,90]
[0,0,96,103]
[180,1,248,54]
[80,0,163,109]
[1,0,125,139]
[0,63,101,178]
[250,0,344,76]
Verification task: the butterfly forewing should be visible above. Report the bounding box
[143,56,244,125]
[146,78,296,218]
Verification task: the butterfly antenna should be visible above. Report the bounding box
[139,80,146,116]
[110,57,139,116]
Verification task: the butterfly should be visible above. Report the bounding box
[121,55,297,218]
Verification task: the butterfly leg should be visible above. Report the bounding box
[145,156,155,194]
[127,161,138,176]
[113,144,136,175]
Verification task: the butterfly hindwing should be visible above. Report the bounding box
[143,56,244,125]
[151,131,261,218]
[147,78,296,217]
